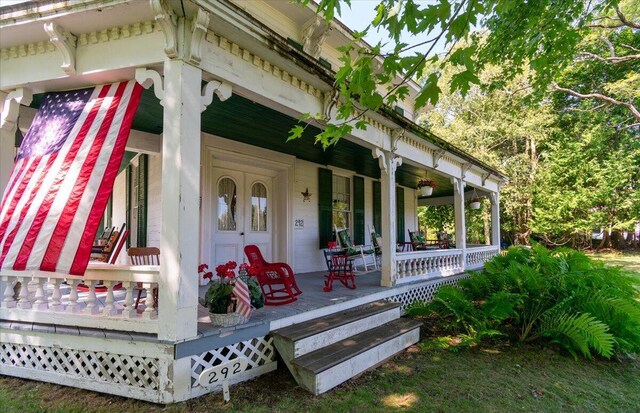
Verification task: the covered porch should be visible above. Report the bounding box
[0,0,504,403]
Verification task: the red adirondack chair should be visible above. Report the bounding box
[244,245,302,306]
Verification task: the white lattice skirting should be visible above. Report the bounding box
[189,335,278,398]
[0,332,174,403]
[386,274,469,312]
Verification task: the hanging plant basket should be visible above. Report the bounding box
[419,186,433,197]
[469,200,481,209]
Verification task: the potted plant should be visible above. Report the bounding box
[198,261,264,327]
[416,179,437,196]
[469,196,482,209]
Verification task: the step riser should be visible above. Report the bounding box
[293,307,400,357]
[296,327,420,395]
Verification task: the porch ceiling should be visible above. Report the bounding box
[28,88,466,192]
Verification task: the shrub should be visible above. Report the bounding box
[408,244,640,359]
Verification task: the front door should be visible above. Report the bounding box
[212,167,273,266]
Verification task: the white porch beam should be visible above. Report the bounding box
[158,60,202,342]
[452,177,467,268]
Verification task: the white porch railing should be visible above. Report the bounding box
[465,245,500,269]
[394,246,500,285]
[395,249,464,285]
[0,263,159,334]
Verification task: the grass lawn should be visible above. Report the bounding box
[1,252,639,413]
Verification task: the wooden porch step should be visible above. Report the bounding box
[290,318,422,395]
[272,300,400,358]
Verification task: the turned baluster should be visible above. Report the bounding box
[142,282,157,319]
[1,276,17,308]
[83,280,100,315]
[32,278,48,311]
[50,278,64,311]
[122,281,136,318]
[102,281,117,316]
[66,279,82,313]
[17,276,32,309]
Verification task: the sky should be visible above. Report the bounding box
[337,0,448,57]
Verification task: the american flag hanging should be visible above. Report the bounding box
[0,81,142,275]
[233,278,252,318]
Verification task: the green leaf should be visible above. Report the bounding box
[450,69,480,96]
[415,72,441,108]
[287,124,305,142]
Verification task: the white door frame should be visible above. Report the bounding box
[201,134,295,270]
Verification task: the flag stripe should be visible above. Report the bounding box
[0,157,41,243]
[0,157,27,214]
[233,278,252,318]
[14,85,113,270]
[0,157,32,232]
[69,82,141,274]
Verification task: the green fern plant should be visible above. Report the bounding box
[413,244,640,359]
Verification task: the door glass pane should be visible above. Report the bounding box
[217,178,237,231]
[251,182,268,232]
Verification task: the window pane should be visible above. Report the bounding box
[217,178,237,231]
[332,175,351,229]
[251,182,267,232]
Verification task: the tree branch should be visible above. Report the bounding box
[616,6,640,29]
[553,83,640,121]
[621,44,640,53]
[579,52,640,64]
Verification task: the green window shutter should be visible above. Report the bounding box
[318,168,333,249]
[396,186,405,242]
[137,154,148,247]
[353,176,365,245]
[126,165,131,248]
[372,181,381,234]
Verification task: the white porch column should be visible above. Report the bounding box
[374,149,402,287]
[158,60,202,341]
[452,177,467,268]
[0,88,32,197]
[490,191,501,247]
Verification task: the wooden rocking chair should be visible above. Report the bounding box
[244,245,302,306]
[334,225,377,271]
[322,246,356,292]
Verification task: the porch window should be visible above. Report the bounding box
[251,182,268,232]
[332,175,351,229]
[218,177,237,231]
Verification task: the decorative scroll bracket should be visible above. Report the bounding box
[301,16,329,59]
[322,89,337,121]
[391,156,403,172]
[186,8,210,65]
[201,80,232,112]
[391,128,404,152]
[481,172,491,186]
[151,0,178,58]
[461,163,472,179]
[0,88,33,132]
[44,22,77,74]
[433,148,445,168]
[372,148,387,174]
[135,68,165,106]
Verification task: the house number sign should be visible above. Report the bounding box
[294,219,304,229]
[198,357,249,402]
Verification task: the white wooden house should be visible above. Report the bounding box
[0,0,505,403]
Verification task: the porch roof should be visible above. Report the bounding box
[28,87,491,197]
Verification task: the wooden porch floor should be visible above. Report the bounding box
[196,269,387,337]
